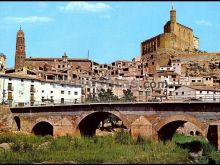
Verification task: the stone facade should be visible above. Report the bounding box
[14,28,91,73]
[15,27,26,70]
[141,6,199,74]
[141,6,198,56]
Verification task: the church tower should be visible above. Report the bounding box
[170,2,176,23]
[169,2,176,33]
[15,26,26,69]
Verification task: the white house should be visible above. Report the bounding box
[0,74,81,107]
[171,59,182,75]
[170,85,220,102]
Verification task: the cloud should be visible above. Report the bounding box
[5,16,54,23]
[196,20,212,26]
[59,2,111,13]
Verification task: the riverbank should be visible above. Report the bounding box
[0,132,219,164]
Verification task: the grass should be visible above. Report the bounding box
[0,131,191,164]
[0,132,219,164]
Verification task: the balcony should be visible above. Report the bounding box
[30,87,36,93]
[7,85,13,91]
[8,94,13,100]
[30,96,35,102]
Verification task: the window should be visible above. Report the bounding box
[21,79,24,82]
[192,80,195,82]
[51,96,54,103]
[8,83,13,91]
[152,62,154,65]
[176,92,178,95]
[51,91,53,93]
[68,91,71,95]
[42,90,44,93]
[182,92,184,95]
[9,78,11,81]
[87,88,90,92]
[207,91,209,94]
[58,65,60,68]
[139,91,143,96]
[31,80,34,83]
[61,90,64,94]
[200,91,202,94]
[74,91,78,95]
[61,98,64,104]
[42,97,45,102]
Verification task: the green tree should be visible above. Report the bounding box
[98,89,119,102]
[121,89,136,102]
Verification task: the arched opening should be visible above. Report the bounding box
[32,121,53,136]
[158,120,186,141]
[190,131,194,136]
[78,112,127,137]
[156,115,205,141]
[207,125,218,149]
[195,130,201,136]
[14,116,20,131]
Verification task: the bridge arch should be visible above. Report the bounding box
[32,121,53,136]
[31,118,54,136]
[155,114,206,141]
[14,116,21,131]
[75,111,130,136]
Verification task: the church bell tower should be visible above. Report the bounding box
[15,26,26,69]
[170,2,176,23]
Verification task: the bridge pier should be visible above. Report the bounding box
[130,116,155,140]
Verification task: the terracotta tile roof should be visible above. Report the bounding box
[25,57,90,62]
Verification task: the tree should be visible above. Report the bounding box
[121,89,136,102]
[86,93,98,102]
[98,88,119,102]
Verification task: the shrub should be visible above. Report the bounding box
[114,131,133,145]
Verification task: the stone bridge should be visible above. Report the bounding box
[9,102,220,149]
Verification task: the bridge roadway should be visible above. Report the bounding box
[10,101,220,149]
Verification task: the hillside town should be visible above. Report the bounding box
[1,5,220,108]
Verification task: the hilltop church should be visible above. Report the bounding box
[141,4,199,56]
[141,4,199,73]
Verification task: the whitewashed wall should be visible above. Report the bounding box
[0,75,81,107]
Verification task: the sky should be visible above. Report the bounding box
[1,1,220,68]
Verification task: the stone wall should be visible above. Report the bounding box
[0,105,13,132]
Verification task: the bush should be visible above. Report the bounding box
[114,131,133,145]
[135,135,145,145]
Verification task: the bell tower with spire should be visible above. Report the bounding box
[15,26,26,69]
[169,2,176,33]
[170,2,176,23]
